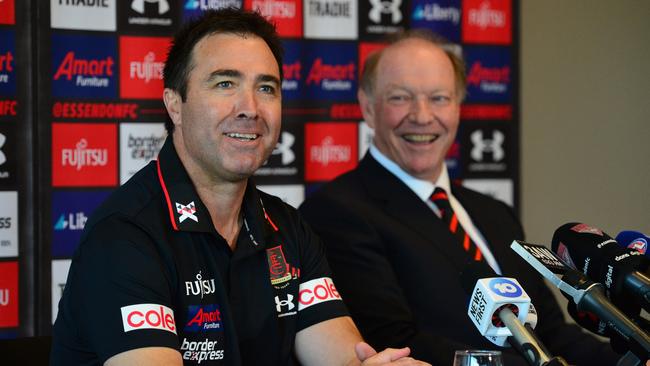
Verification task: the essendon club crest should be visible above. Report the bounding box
[266,245,293,285]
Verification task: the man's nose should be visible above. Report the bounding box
[235,89,257,119]
[411,97,433,125]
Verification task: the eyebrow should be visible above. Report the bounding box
[206,69,280,87]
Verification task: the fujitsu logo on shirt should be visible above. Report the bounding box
[53,52,114,87]
[61,139,108,171]
[310,136,351,167]
[129,51,164,83]
[185,271,216,298]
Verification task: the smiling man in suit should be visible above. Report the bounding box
[299,30,620,366]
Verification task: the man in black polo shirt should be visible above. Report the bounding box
[50,9,428,366]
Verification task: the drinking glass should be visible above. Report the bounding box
[452,350,503,366]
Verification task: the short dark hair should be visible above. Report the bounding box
[359,29,466,102]
[163,8,284,133]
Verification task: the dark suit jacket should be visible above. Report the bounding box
[299,154,619,366]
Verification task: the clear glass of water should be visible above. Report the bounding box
[453,350,503,366]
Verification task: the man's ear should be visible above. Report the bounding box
[163,88,182,127]
[357,89,375,129]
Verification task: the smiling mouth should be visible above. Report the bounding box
[402,134,440,143]
[224,132,260,141]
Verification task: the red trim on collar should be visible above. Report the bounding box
[263,207,279,232]
[157,158,179,231]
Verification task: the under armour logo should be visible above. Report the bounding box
[132,0,170,14]
[275,294,295,313]
[470,130,505,162]
[176,201,198,223]
[0,133,6,166]
[271,132,295,165]
[369,0,402,24]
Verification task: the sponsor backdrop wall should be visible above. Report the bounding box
[0,0,519,337]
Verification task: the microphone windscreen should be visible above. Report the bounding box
[616,230,650,255]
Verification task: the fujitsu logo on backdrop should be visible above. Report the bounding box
[130,52,164,83]
[306,58,355,91]
[468,0,506,29]
[61,139,108,171]
[310,136,351,166]
[53,52,114,87]
[251,0,295,17]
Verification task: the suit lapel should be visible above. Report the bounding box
[358,155,476,269]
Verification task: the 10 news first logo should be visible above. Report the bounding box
[467,277,529,339]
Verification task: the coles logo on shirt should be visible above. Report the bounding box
[462,0,511,45]
[0,261,18,327]
[464,46,511,103]
[0,0,15,25]
[51,34,117,99]
[52,123,117,187]
[182,0,242,20]
[0,30,15,96]
[304,42,357,101]
[305,122,358,182]
[120,36,171,99]
[121,303,177,334]
[245,0,302,38]
[298,277,341,311]
[410,0,461,42]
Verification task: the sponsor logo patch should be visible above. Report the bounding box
[462,0,511,45]
[176,201,198,223]
[119,36,170,99]
[180,337,225,363]
[410,0,461,41]
[51,0,116,31]
[298,277,342,310]
[304,0,357,40]
[184,304,223,332]
[184,271,216,298]
[121,303,177,334]
[305,122,358,182]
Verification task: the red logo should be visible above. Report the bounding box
[467,61,510,86]
[305,58,355,86]
[121,303,177,334]
[267,245,292,285]
[52,123,117,187]
[570,223,604,236]
[53,52,115,81]
[245,0,302,38]
[305,122,358,182]
[358,42,386,79]
[298,277,342,310]
[0,0,15,25]
[0,261,18,328]
[462,0,512,45]
[119,36,171,99]
[0,100,17,116]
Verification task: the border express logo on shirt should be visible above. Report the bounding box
[464,46,511,103]
[51,34,117,99]
[303,42,357,101]
[0,261,18,327]
[305,122,358,182]
[245,0,302,38]
[0,0,15,25]
[52,123,117,187]
[120,36,171,99]
[462,0,512,45]
[51,190,112,258]
[51,0,116,31]
[0,30,16,96]
[182,0,243,20]
[304,0,357,40]
[410,0,461,42]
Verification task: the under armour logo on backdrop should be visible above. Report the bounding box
[176,201,198,223]
[0,133,6,166]
[369,0,402,24]
[471,130,505,162]
[271,132,296,165]
[131,0,170,14]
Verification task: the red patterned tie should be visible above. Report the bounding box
[430,187,483,261]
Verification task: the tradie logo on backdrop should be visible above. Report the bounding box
[462,0,511,44]
[51,34,117,99]
[304,0,357,40]
[305,122,357,182]
[52,123,117,187]
[120,36,171,99]
[51,0,116,31]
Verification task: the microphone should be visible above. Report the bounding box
[551,223,650,312]
[460,261,569,366]
[511,240,650,364]
[617,231,650,255]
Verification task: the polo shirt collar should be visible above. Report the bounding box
[156,136,278,244]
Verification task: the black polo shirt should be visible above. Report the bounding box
[51,137,348,366]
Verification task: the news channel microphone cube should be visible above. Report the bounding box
[467,277,531,337]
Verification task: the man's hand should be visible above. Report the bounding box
[355,342,431,365]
